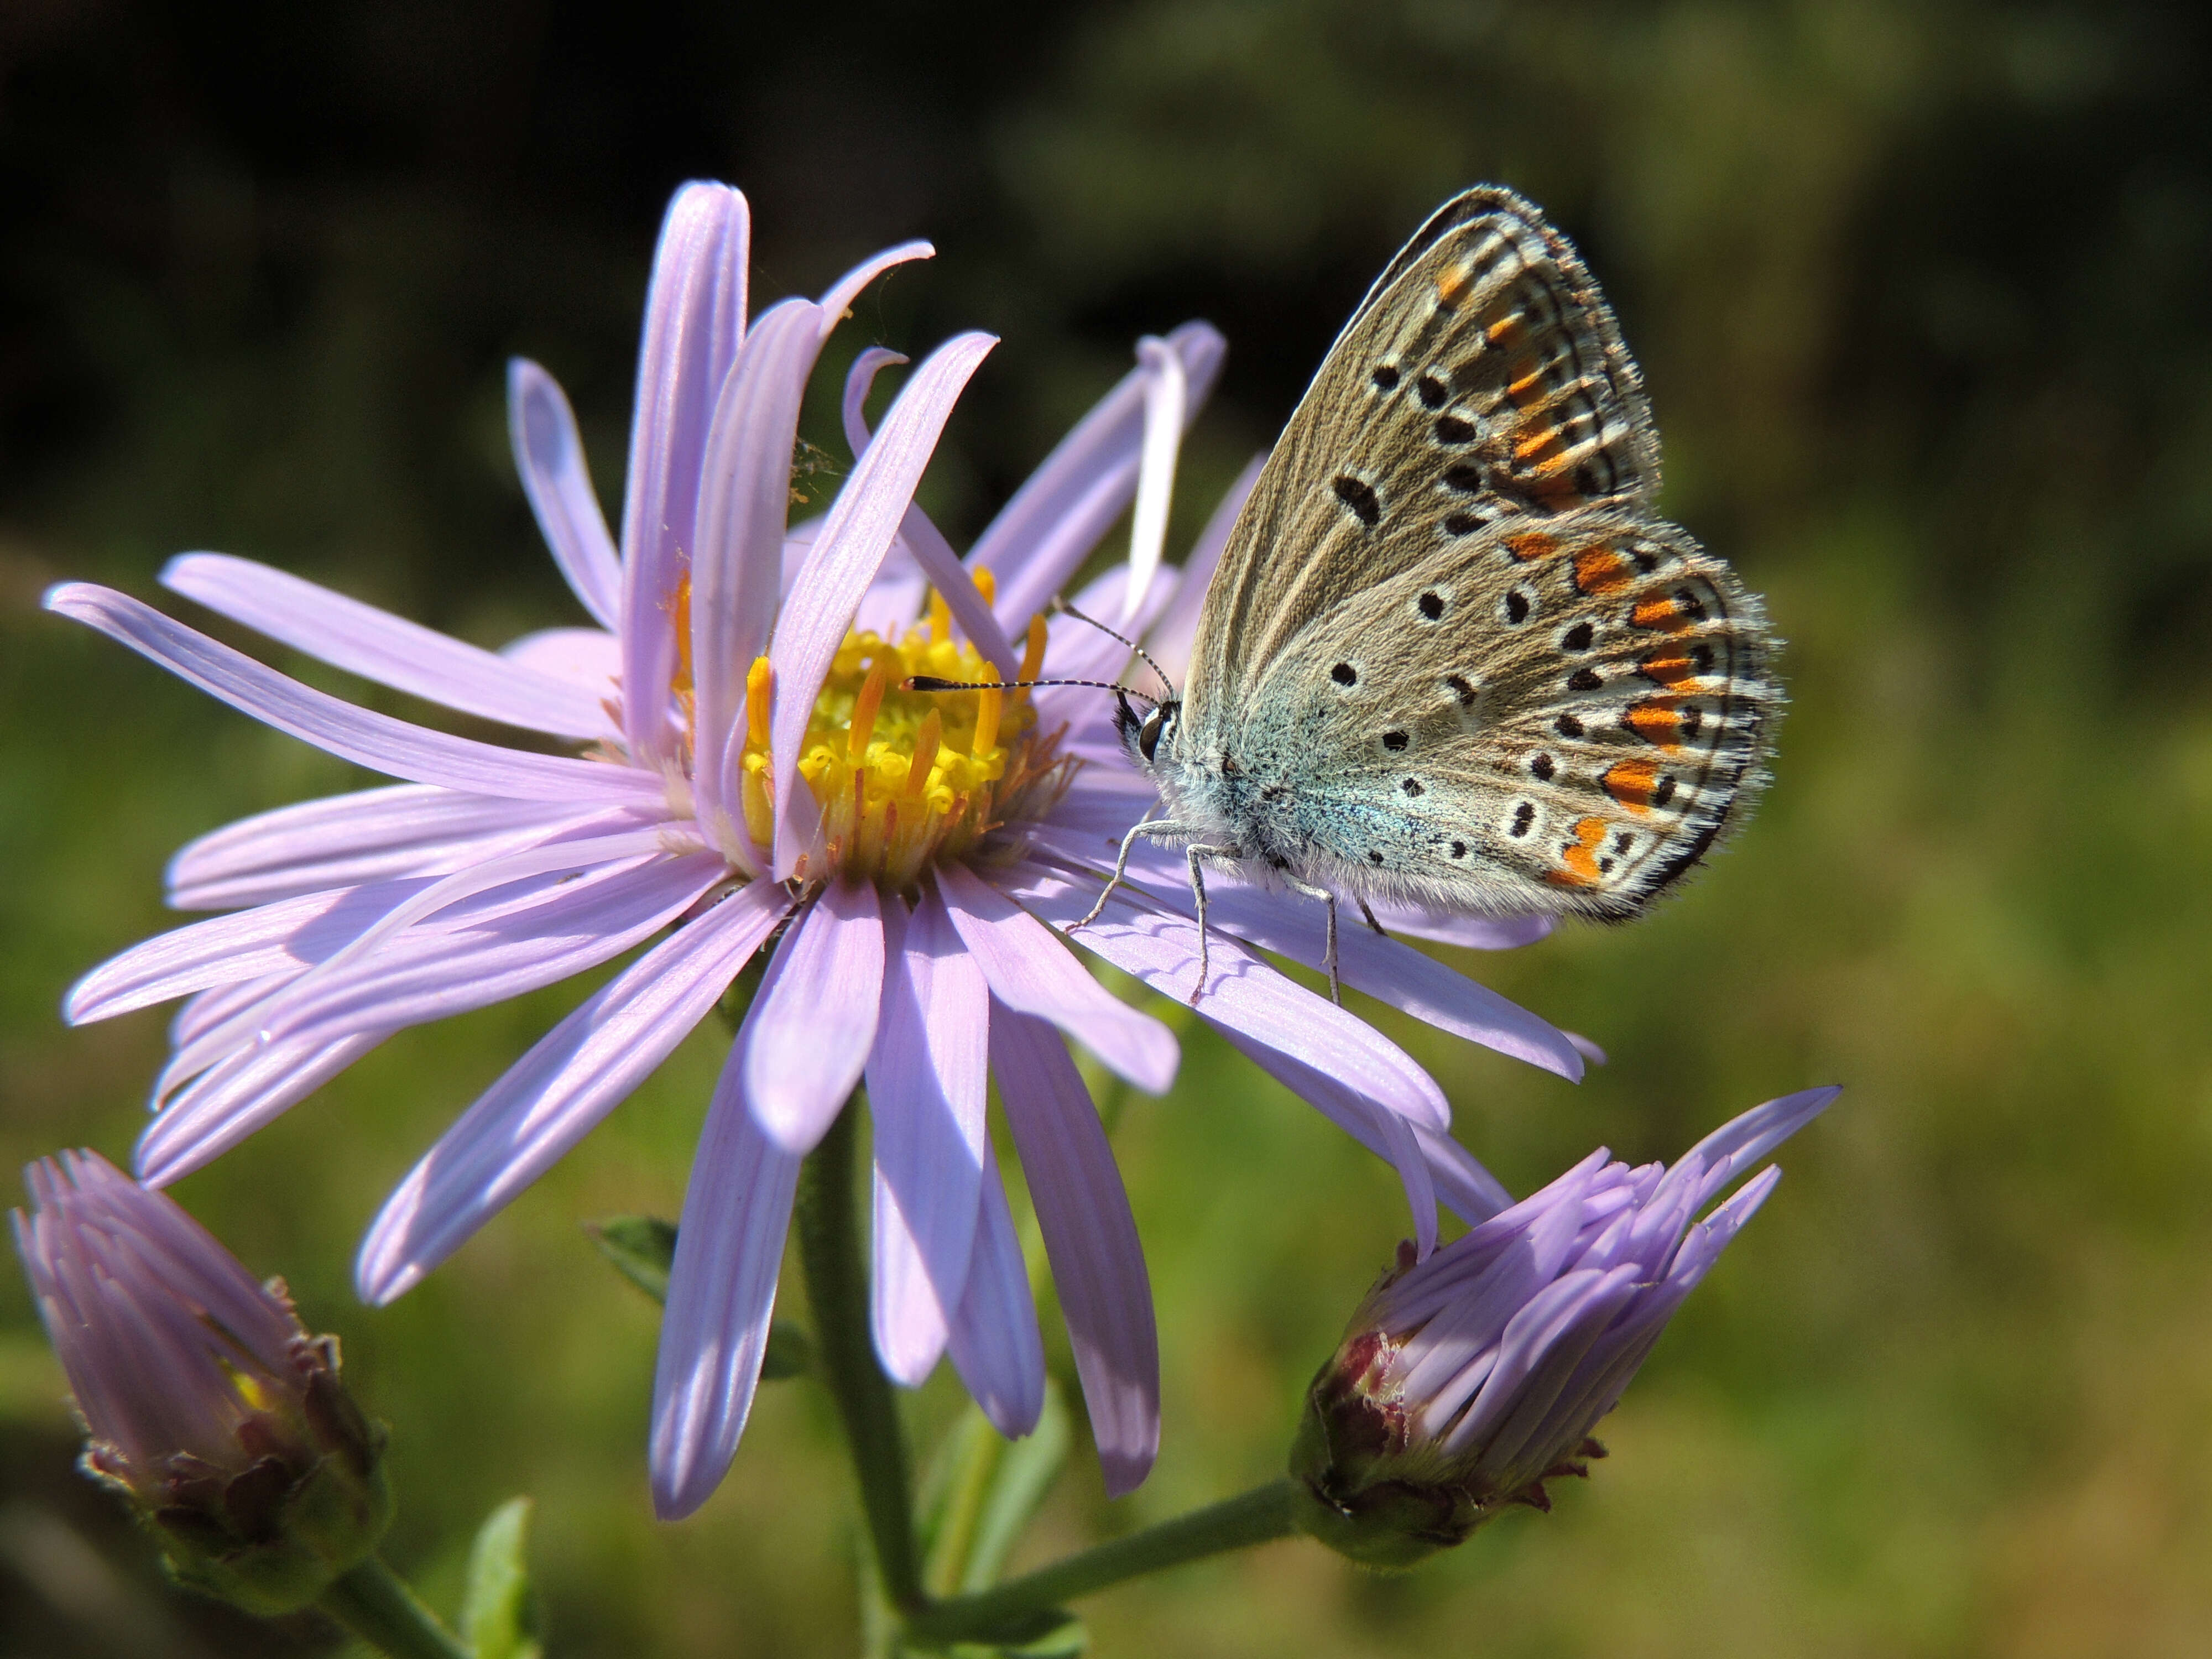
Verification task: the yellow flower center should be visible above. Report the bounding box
[737,586,1065,890]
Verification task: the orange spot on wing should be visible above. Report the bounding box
[1632,593,1690,632]
[1638,648,1704,688]
[1546,816,1609,888]
[1506,356,1542,406]
[1573,545,1634,594]
[1514,419,1568,462]
[1437,267,1470,308]
[1602,758,1662,816]
[1504,530,1559,563]
[1626,697,1686,752]
[1488,315,1522,346]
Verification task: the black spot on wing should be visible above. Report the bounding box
[1332,475,1381,526]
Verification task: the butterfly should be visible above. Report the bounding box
[1091,185,1780,998]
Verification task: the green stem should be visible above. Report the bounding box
[796,1099,926,1615]
[907,1478,1302,1646]
[317,1556,471,1659]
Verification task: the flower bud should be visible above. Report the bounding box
[1291,1088,1837,1567]
[12,1150,390,1614]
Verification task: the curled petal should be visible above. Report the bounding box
[769,332,997,878]
[619,182,750,768]
[508,359,623,628]
[973,321,1226,630]
[1120,336,1186,622]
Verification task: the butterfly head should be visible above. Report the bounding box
[1115,689,1180,774]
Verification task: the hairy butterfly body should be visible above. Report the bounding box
[1102,186,1779,992]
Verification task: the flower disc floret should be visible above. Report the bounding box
[743,597,1067,890]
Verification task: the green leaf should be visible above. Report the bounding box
[586,1215,810,1377]
[962,1381,1072,1592]
[460,1497,542,1659]
[585,1215,677,1302]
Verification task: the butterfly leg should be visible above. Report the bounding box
[1357,896,1386,937]
[1280,875,1342,1005]
[1074,817,1195,931]
[1182,843,1242,1005]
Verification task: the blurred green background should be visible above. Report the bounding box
[6,1,2212,1653]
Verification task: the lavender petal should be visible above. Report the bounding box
[166,786,611,911]
[946,1154,1047,1440]
[867,890,989,1386]
[1147,879,1583,1082]
[355,877,790,1303]
[1002,861,1448,1131]
[691,298,827,841]
[253,853,724,1056]
[45,584,667,807]
[618,183,749,769]
[508,359,624,628]
[138,1030,389,1186]
[161,554,612,739]
[66,877,434,1024]
[649,1040,804,1520]
[973,322,1226,629]
[768,332,997,877]
[989,1005,1157,1496]
[937,864,1176,1095]
[742,880,885,1155]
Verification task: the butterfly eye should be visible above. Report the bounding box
[1137,706,1168,764]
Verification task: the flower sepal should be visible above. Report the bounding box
[122,1329,392,1616]
[1287,1288,1597,1568]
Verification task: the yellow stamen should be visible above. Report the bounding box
[905,709,942,803]
[734,611,1071,891]
[745,656,774,747]
[1019,613,1047,686]
[973,687,1002,758]
[849,656,889,763]
[973,567,997,606]
[928,587,952,643]
[670,571,695,695]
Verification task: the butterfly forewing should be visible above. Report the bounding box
[1172,186,1777,918]
[1187,186,1662,726]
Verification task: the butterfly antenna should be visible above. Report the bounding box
[1050,597,1177,698]
[905,674,1159,707]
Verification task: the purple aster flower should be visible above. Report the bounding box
[13,1150,389,1613]
[1291,1086,1839,1566]
[46,180,1583,1519]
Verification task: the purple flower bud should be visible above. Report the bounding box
[1291,1088,1837,1566]
[12,1150,390,1614]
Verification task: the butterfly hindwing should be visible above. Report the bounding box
[1236,510,1776,915]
